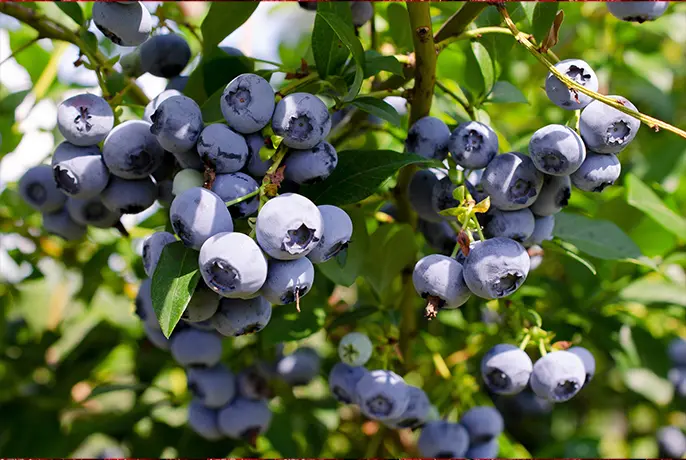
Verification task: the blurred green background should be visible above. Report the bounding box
[1,1,686,457]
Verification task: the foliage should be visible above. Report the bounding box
[1,1,686,458]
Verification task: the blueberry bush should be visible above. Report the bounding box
[1,1,686,457]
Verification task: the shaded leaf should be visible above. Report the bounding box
[327,305,378,330]
[201,2,258,55]
[553,212,641,260]
[386,3,413,51]
[350,97,401,126]
[362,50,404,78]
[56,2,83,25]
[486,81,529,104]
[312,2,353,79]
[316,208,368,286]
[543,239,597,275]
[624,368,673,406]
[361,223,418,298]
[300,149,428,206]
[150,242,201,337]
[471,40,495,97]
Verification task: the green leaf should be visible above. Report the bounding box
[625,173,686,239]
[361,224,418,299]
[300,150,428,206]
[56,2,83,25]
[350,97,401,126]
[553,212,641,260]
[386,4,413,51]
[620,277,686,306]
[362,50,404,78]
[470,40,495,97]
[312,2,353,79]
[316,11,365,101]
[624,368,673,406]
[543,239,597,275]
[0,90,29,156]
[316,208,368,286]
[529,1,561,44]
[150,242,201,338]
[201,2,258,55]
[327,305,378,330]
[9,26,50,85]
[184,51,255,106]
[486,81,529,104]
[199,86,225,123]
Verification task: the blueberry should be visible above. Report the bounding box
[466,168,488,203]
[236,365,272,400]
[459,406,504,445]
[385,386,431,430]
[211,296,272,337]
[463,237,530,299]
[188,400,223,440]
[567,346,595,385]
[405,116,450,161]
[482,152,544,210]
[607,1,669,22]
[152,151,176,182]
[465,439,499,459]
[173,169,205,196]
[142,231,177,277]
[351,1,373,27]
[140,34,191,79]
[506,386,554,416]
[144,322,170,350]
[197,124,249,173]
[143,89,182,123]
[199,232,267,298]
[307,205,353,264]
[530,175,571,216]
[669,338,686,366]
[66,197,122,228]
[579,96,640,154]
[271,92,331,149]
[166,76,188,92]
[51,141,101,166]
[570,151,621,193]
[408,168,447,223]
[217,398,272,442]
[102,120,165,179]
[530,350,586,402]
[485,208,535,243]
[170,187,234,250]
[92,1,152,46]
[413,254,472,312]
[418,219,457,255]
[187,364,236,408]
[244,133,273,178]
[523,215,555,247]
[545,59,599,110]
[338,332,373,367]
[276,347,321,387]
[284,141,338,185]
[150,95,204,155]
[529,124,586,176]
[18,165,67,213]
[211,172,259,219]
[481,343,533,395]
[328,362,368,404]
[255,193,324,260]
[260,258,314,306]
[669,368,686,397]
[56,93,114,147]
[172,147,205,171]
[101,176,158,214]
[417,421,470,458]
[42,208,87,241]
[170,328,223,367]
[431,176,460,218]
[298,1,318,11]
[221,73,275,134]
[355,370,410,421]
[449,121,499,169]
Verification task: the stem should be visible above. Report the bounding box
[435,80,472,118]
[471,216,485,242]
[364,88,406,99]
[498,5,686,139]
[519,333,531,350]
[258,143,289,207]
[539,339,548,357]
[370,2,378,51]
[276,73,319,97]
[434,2,488,44]
[436,26,513,52]
[225,189,259,207]
[397,2,437,371]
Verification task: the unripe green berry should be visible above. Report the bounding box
[172,169,204,196]
[338,332,373,367]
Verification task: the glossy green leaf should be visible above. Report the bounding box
[529,1,561,44]
[362,223,418,298]
[201,2,258,55]
[486,81,529,104]
[362,50,404,78]
[553,212,641,260]
[312,2,353,79]
[386,3,413,51]
[350,96,401,126]
[150,242,201,338]
[300,150,427,206]
[470,40,495,97]
[56,3,83,25]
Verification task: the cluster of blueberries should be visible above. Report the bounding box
[328,332,504,458]
[137,280,322,443]
[405,55,642,316]
[481,343,595,405]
